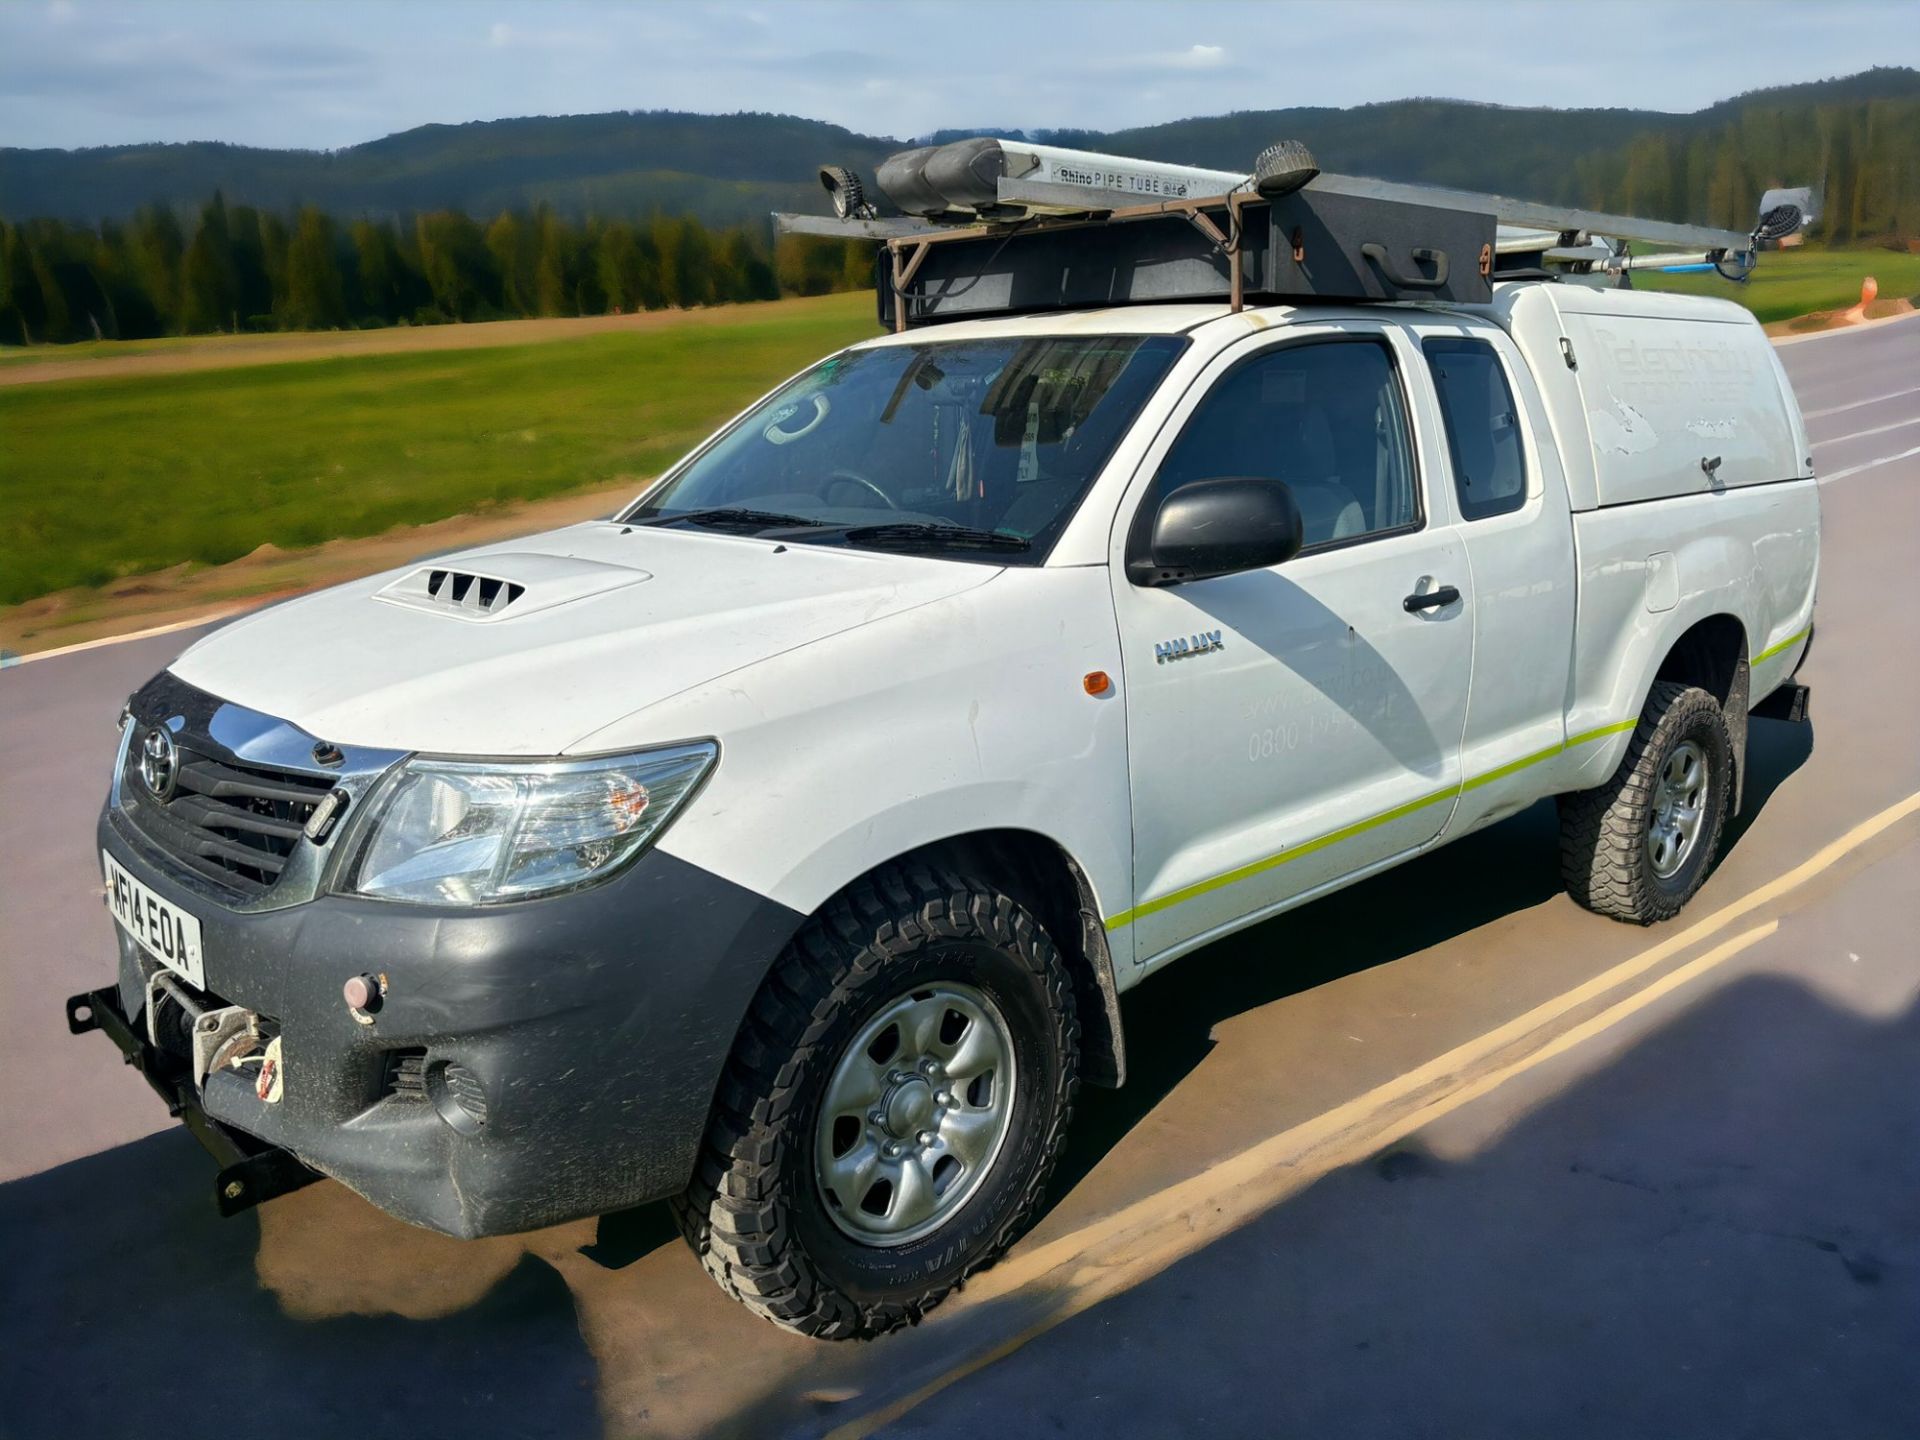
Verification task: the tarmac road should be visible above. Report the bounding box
[0,313,1915,1439]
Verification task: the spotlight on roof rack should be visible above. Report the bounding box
[1251,139,1319,198]
[818,165,877,221]
[1752,186,1819,245]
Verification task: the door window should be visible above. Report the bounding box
[1423,338,1527,520]
[1147,338,1419,551]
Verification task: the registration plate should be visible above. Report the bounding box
[104,850,205,990]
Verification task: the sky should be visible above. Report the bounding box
[2,0,1916,153]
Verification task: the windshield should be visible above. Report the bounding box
[623,334,1186,563]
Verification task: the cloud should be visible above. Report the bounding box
[1171,43,1229,70]
[0,0,1906,155]
[1085,41,1250,81]
[484,20,594,52]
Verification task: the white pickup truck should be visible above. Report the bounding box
[75,205,1817,1341]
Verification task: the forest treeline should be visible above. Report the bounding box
[6,72,1918,346]
[0,197,871,345]
[9,69,1914,245]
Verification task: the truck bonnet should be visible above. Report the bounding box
[165,521,997,755]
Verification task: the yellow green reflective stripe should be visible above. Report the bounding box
[1459,737,1569,794]
[1754,626,1811,665]
[1104,717,1637,931]
[1105,784,1457,931]
[1565,718,1638,748]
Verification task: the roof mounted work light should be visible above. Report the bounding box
[1251,139,1319,198]
[1752,186,1819,245]
[818,164,877,221]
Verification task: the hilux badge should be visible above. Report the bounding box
[139,725,178,801]
[1155,630,1224,664]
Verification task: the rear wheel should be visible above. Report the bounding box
[1558,681,1732,925]
[674,863,1079,1338]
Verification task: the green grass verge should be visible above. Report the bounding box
[5,253,1911,609]
[1636,244,1920,324]
[0,293,877,605]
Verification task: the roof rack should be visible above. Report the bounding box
[779,138,1817,332]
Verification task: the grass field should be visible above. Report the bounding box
[1637,244,1920,324]
[0,292,877,606]
[1,249,1910,616]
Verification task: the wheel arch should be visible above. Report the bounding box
[1648,611,1750,815]
[855,828,1127,1088]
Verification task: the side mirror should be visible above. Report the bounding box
[1127,477,1304,587]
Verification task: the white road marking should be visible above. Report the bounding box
[1811,413,1920,448]
[1805,384,1920,420]
[9,609,239,665]
[1819,443,1920,485]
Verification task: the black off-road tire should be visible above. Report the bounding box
[672,862,1080,1339]
[1558,681,1733,925]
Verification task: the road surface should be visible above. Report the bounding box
[1,314,1915,1439]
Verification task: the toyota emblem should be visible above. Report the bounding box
[139,726,178,801]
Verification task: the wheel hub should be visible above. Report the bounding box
[882,1076,938,1138]
[814,981,1017,1247]
[1648,737,1709,879]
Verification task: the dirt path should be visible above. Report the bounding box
[0,294,858,388]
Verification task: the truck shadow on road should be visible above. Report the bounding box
[1056,714,1814,1199]
[855,969,1920,1438]
[0,722,1813,1440]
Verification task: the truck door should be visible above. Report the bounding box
[1109,326,1472,968]
[1403,319,1579,837]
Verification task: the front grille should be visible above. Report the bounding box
[122,735,334,897]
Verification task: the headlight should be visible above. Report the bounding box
[348,742,716,905]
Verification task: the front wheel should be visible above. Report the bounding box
[1558,681,1733,925]
[674,863,1080,1339]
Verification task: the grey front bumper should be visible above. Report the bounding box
[92,808,806,1238]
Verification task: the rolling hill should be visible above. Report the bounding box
[2,67,1917,238]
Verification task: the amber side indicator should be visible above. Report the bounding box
[1083,671,1112,696]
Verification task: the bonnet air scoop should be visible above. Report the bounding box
[373,551,652,623]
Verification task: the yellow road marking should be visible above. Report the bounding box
[831,788,1920,1439]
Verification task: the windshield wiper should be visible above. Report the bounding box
[636,507,828,534]
[838,522,1031,554]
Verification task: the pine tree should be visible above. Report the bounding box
[0,221,48,345]
[127,204,186,332]
[283,206,347,330]
[257,211,291,322]
[351,218,411,323]
[415,210,497,321]
[226,205,273,326]
[534,209,575,316]
[595,222,639,312]
[485,211,537,316]
[181,192,240,333]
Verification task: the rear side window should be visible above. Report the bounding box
[1150,338,1419,551]
[1424,338,1527,520]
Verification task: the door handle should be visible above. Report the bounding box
[1403,584,1461,613]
